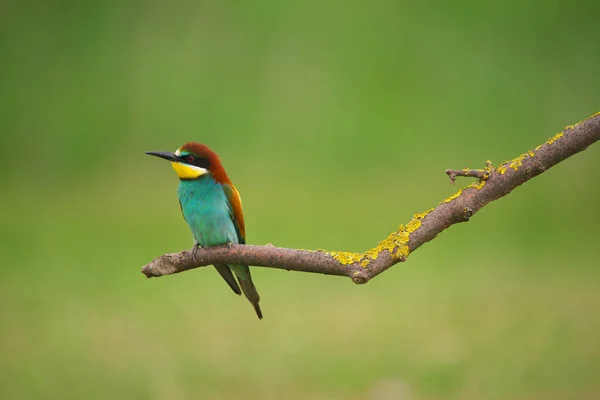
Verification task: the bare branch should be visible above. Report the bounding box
[142,112,600,284]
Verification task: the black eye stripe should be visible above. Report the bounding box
[181,154,210,169]
[195,158,210,169]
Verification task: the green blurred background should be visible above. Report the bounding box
[1,1,599,399]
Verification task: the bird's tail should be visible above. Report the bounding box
[213,264,242,295]
[233,265,262,319]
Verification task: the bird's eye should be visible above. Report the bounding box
[186,155,195,163]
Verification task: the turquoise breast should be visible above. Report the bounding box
[177,176,238,246]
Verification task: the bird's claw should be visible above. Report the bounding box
[191,245,201,263]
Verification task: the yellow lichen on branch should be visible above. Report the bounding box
[442,189,464,204]
[498,149,536,174]
[562,111,600,131]
[442,176,486,200]
[498,118,591,174]
[394,209,433,257]
[327,209,433,267]
[327,250,361,265]
[470,180,486,190]
[547,132,564,145]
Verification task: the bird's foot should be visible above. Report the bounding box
[191,244,202,263]
[226,242,235,250]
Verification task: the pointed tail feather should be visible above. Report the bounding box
[213,264,242,295]
[237,274,263,319]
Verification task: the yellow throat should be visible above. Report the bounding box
[171,162,208,179]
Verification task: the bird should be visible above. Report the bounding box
[146,143,262,319]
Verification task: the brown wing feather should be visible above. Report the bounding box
[222,183,246,243]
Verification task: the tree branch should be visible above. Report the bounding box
[445,161,492,185]
[142,112,600,284]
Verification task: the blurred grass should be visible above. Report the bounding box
[1,1,599,399]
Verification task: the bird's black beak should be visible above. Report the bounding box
[145,151,179,162]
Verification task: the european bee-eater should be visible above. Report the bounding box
[146,143,262,319]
